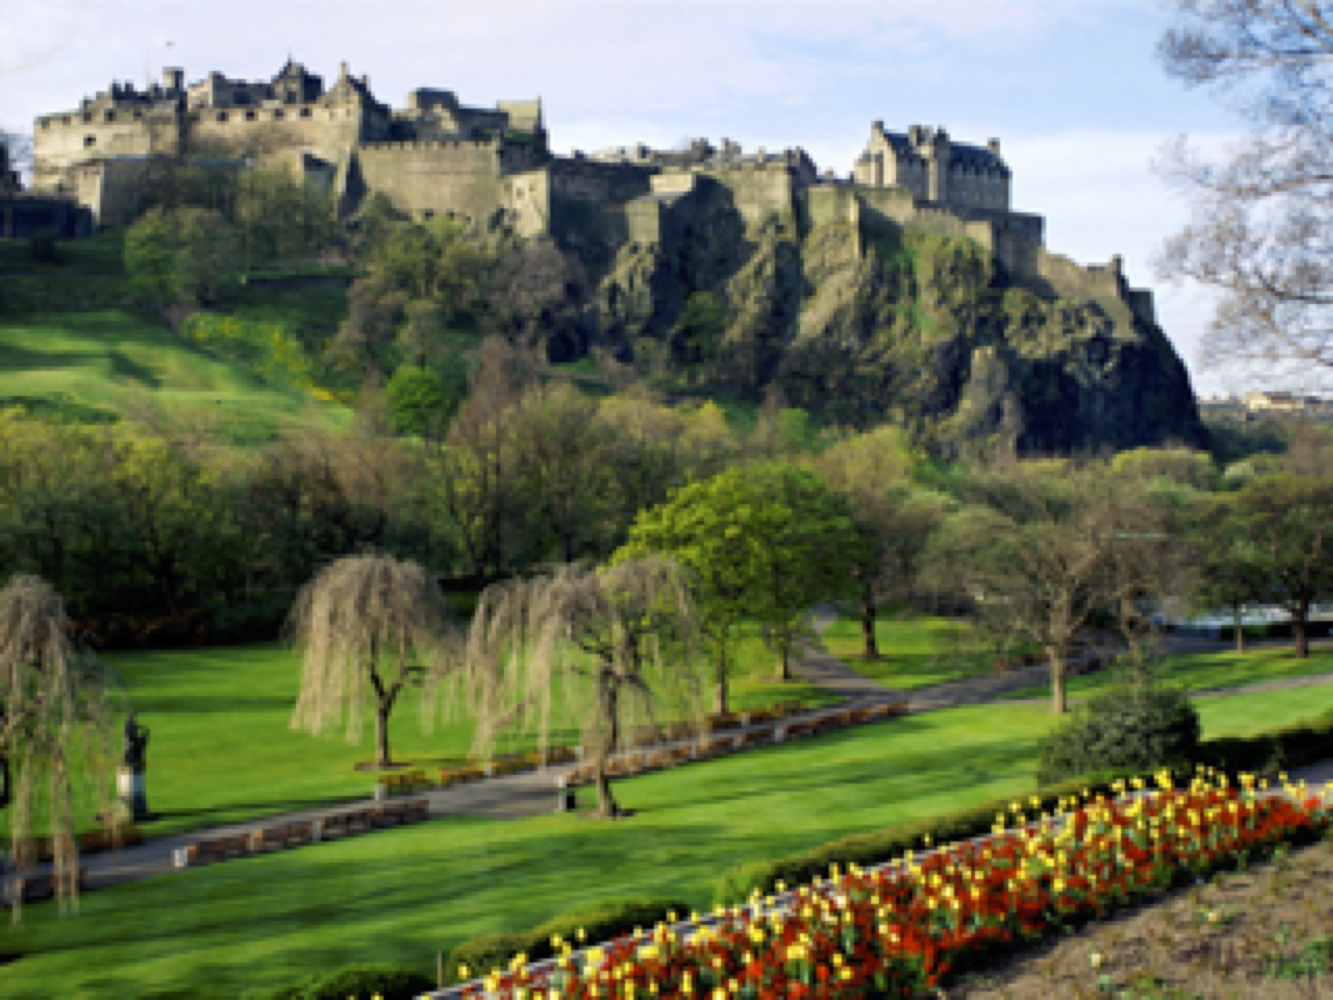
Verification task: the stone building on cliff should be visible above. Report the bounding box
[29,58,1157,330]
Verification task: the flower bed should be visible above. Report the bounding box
[455,769,1332,998]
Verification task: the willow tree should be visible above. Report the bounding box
[451,557,707,819]
[286,554,459,769]
[0,575,129,924]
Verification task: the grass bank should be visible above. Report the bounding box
[1,684,1325,998]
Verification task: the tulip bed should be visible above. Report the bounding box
[460,769,1333,998]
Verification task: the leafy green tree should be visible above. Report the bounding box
[385,363,465,443]
[1189,495,1271,652]
[1233,473,1333,658]
[124,206,242,306]
[674,291,728,365]
[612,462,859,709]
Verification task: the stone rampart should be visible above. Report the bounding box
[356,141,505,221]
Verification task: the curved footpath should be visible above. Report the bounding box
[5,610,1333,901]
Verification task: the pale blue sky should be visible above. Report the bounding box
[6,0,1277,397]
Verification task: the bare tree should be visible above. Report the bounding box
[452,558,707,819]
[285,555,459,769]
[1154,1,1333,375]
[924,466,1169,713]
[0,575,129,924]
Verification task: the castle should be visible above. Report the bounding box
[25,59,1157,328]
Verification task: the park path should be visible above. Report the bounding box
[5,609,1333,902]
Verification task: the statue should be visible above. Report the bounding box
[122,712,150,772]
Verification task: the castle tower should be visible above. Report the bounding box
[927,127,950,203]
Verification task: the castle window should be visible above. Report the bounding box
[82,113,92,123]
[300,107,311,118]
[41,120,49,130]
[84,135,96,148]
[273,109,284,119]
[216,112,228,122]
[133,111,142,121]
[245,110,256,121]
[104,111,115,122]
[63,116,72,125]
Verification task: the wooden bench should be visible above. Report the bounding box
[9,868,87,905]
[185,833,252,866]
[250,820,317,853]
[439,764,484,786]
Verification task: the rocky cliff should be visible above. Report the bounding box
[586,206,1205,456]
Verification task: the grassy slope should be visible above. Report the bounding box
[0,231,352,442]
[1,684,1326,999]
[8,627,840,845]
[820,612,1014,690]
[992,643,1333,703]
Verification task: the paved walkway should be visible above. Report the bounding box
[6,610,1333,902]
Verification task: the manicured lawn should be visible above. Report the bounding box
[820,609,1020,690]
[1,683,1325,998]
[0,309,350,443]
[5,627,841,846]
[992,643,1333,704]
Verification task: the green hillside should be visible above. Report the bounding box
[0,231,353,444]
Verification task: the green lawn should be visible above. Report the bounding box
[0,309,350,443]
[4,626,840,847]
[992,643,1333,704]
[820,610,1024,690]
[1,682,1325,999]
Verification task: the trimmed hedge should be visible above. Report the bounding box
[1193,710,1333,780]
[445,896,692,986]
[243,962,435,1000]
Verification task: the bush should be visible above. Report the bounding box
[248,962,434,1000]
[446,897,692,985]
[29,230,61,264]
[1036,683,1201,787]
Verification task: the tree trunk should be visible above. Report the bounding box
[595,679,621,818]
[375,703,392,767]
[1048,648,1067,714]
[1234,601,1245,653]
[1294,606,1309,659]
[714,647,728,715]
[775,633,790,682]
[861,583,879,659]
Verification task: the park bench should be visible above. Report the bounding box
[438,763,484,786]
[250,820,317,853]
[185,833,252,866]
[9,868,87,905]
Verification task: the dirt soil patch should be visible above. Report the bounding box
[943,838,1333,998]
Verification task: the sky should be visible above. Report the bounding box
[2,0,1282,398]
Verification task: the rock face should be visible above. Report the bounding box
[584,193,1205,455]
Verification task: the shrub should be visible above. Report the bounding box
[249,962,434,1000]
[446,897,691,985]
[1036,683,1201,787]
[29,230,61,264]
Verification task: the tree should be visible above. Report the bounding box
[454,558,707,819]
[1190,494,1272,652]
[1232,472,1333,657]
[438,338,538,582]
[285,554,459,769]
[327,273,407,378]
[123,206,242,306]
[508,382,618,564]
[612,462,859,709]
[1155,1,1333,372]
[804,424,937,659]
[0,575,129,923]
[924,466,1166,714]
[485,239,588,360]
[385,363,466,443]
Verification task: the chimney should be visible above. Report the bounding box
[872,120,884,136]
[987,138,1001,157]
[163,67,184,93]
